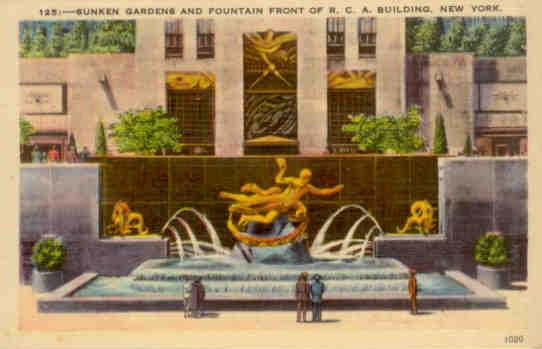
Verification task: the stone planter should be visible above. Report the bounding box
[476,264,509,289]
[32,269,64,293]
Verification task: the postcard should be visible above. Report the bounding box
[0,0,539,348]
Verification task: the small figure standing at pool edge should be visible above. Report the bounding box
[190,277,206,318]
[295,272,310,322]
[408,269,418,315]
[183,279,192,318]
[310,274,325,322]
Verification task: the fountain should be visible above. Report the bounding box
[71,158,452,300]
[40,158,505,312]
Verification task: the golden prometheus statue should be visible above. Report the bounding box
[219,158,344,247]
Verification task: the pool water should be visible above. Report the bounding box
[71,257,472,298]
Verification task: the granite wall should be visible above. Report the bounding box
[376,157,527,280]
[439,157,527,278]
[19,164,167,284]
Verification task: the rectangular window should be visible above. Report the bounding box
[358,18,376,57]
[165,20,183,58]
[197,19,215,59]
[327,17,345,57]
[328,89,375,150]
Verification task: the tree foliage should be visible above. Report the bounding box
[432,114,448,154]
[29,25,48,57]
[341,106,424,154]
[95,120,108,156]
[505,20,526,56]
[19,117,35,145]
[88,21,135,53]
[19,21,134,57]
[109,107,182,155]
[407,18,526,57]
[441,18,466,52]
[410,19,443,53]
[462,24,489,54]
[478,24,510,57]
[20,23,32,57]
[47,22,65,57]
[63,21,88,54]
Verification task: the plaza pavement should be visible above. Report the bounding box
[14,282,529,349]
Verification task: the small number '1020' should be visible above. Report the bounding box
[505,335,524,344]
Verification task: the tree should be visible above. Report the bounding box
[441,18,466,52]
[47,22,65,57]
[411,19,443,53]
[29,25,48,57]
[341,106,424,154]
[463,134,472,156]
[69,133,78,154]
[20,117,35,145]
[462,23,489,53]
[478,24,510,57]
[88,21,135,53]
[63,21,88,55]
[95,120,108,156]
[20,23,33,57]
[432,114,448,154]
[406,18,424,53]
[504,20,526,56]
[109,107,182,155]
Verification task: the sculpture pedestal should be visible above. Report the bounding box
[233,240,312,264]
[232,215,312,264]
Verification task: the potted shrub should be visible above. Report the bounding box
[474,232,509,289]
[31,235,67,293]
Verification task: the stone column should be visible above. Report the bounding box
[376,17,405,115]
[214,19,244,156]
[297,18,328,155]
[183,18,197,61]
[135,19,166,109]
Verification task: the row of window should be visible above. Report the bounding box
[164,18,376,60]
[165,19,215,59]
[327,18,377,58]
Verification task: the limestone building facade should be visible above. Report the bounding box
[19,18,526,159]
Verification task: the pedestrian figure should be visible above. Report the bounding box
[41,152,48,163]
[190,277,206,318]
[65,145,79,163]
[295,272,310,322]
[47,145,60,162]
[310,274,325,322]
[183,280,192,318]
[408,269,418,315]
[79,146,90,162]
[31,146,41,163]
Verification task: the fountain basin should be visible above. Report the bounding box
[36,257,506,312]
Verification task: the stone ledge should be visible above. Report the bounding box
[376,234,446,241]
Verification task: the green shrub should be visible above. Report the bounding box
[95,120,108,156]
[109,107,182,155]
[31,237,67,272]
[474,232,508,267]
[432,114,448,154]
[463,134,472,156]
[19,117,35,145]
[341,105,424,154]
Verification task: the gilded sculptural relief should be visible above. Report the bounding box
[244,30,297,143]
[106,201,149,236]
[219,157,344,247]
[396,200,436,235]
